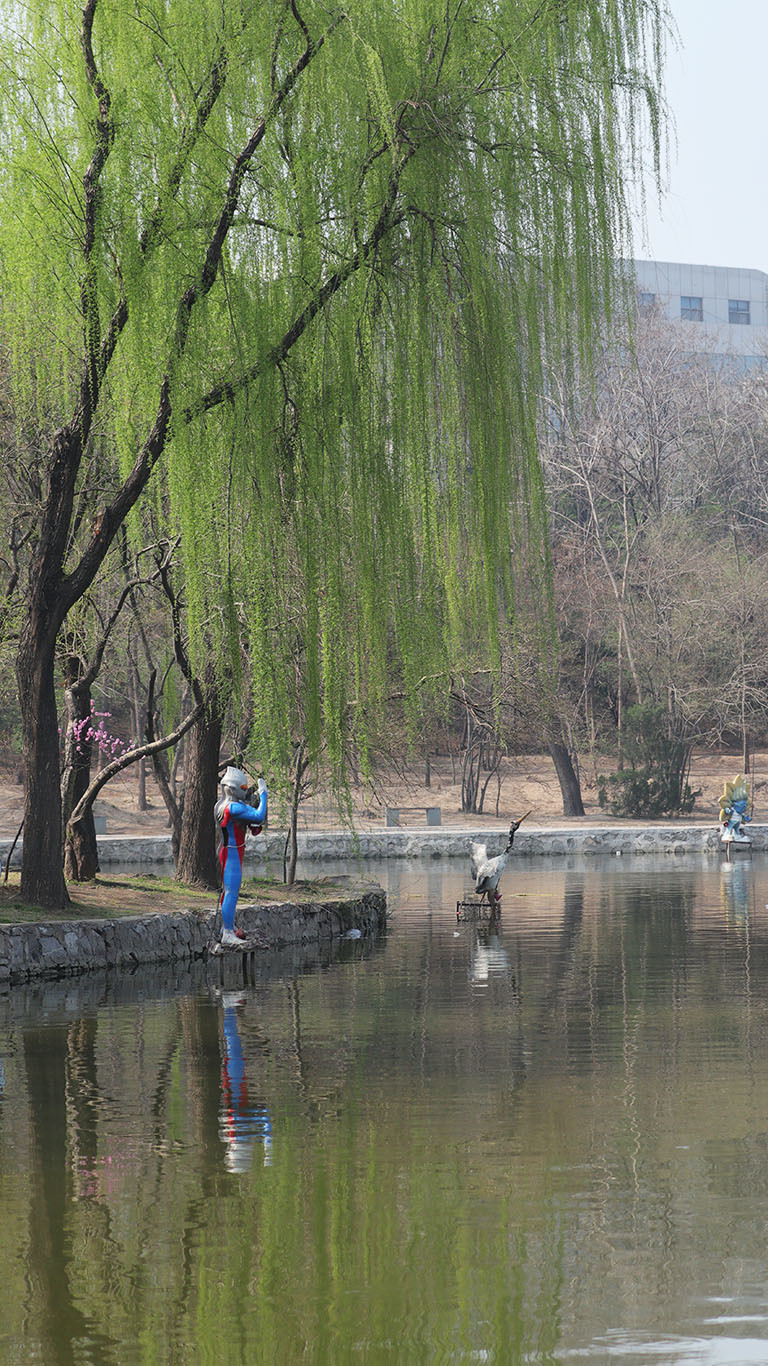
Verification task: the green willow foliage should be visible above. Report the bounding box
[0,0,666,787]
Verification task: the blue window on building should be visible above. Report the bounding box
[729,299,750,324]
[680,295,703,321]
[638,291,656,310]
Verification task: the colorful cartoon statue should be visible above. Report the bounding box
[215,766,268,946]
[719,774,752,844]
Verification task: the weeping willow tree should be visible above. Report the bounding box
[0,0,666,906]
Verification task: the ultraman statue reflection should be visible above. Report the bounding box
[218,993,272,1173]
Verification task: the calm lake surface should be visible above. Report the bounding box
[3,851,768,1364]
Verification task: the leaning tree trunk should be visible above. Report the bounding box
[61,666,99,881]
[175,702,223,888]
[547,736,585,817]
[16,622,70,908]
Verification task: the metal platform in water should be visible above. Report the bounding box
[456,899,497,922]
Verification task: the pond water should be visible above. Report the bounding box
[3,851,768,1364]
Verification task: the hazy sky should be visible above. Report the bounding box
[634,0,768,273]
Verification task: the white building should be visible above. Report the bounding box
[628,259,768,366]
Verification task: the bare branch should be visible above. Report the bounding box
[68,701,203,831]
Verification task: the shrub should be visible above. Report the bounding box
[598,702,695,818]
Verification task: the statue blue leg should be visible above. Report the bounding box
[220,846,243,933]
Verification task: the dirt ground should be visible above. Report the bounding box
[0,749,761,840]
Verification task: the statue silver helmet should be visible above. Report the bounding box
[221,766,250,798]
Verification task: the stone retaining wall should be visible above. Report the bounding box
[1,822,764,873]
[0,887,387,986]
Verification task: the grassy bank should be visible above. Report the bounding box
[0,872,356,924]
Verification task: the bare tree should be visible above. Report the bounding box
[543,307,768,777]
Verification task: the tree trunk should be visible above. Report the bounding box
[16,626,69,908]
[144,670,183,859]
[63,797,99,882]
[61,668,99,882]
[23,1020,89,1347]
[129,659,147,810]
[616,627,624,770]
[286,802,299,888]
[461,709,482,813]
[175,702,222,888]
[285,743,308,887]
[477,740,502,814]
[149,754,183,863]
[547,738,585,817]
[461,742,478,813]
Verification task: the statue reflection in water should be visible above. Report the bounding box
[217,992,272,1173]
[471,925,512,986]
[720,858,752,928]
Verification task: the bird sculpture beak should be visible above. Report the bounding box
[512,810,532,832]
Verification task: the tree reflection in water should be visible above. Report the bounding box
[2,855,768,1361]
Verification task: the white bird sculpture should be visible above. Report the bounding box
[470,812,531,909]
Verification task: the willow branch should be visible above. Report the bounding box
[138,40,232,258]
[188,147,414,420]
[172,13,343,346]
[79,0,115,427]
[156,555,197,699]
[94,33,235,398]
[62,12,344,615]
